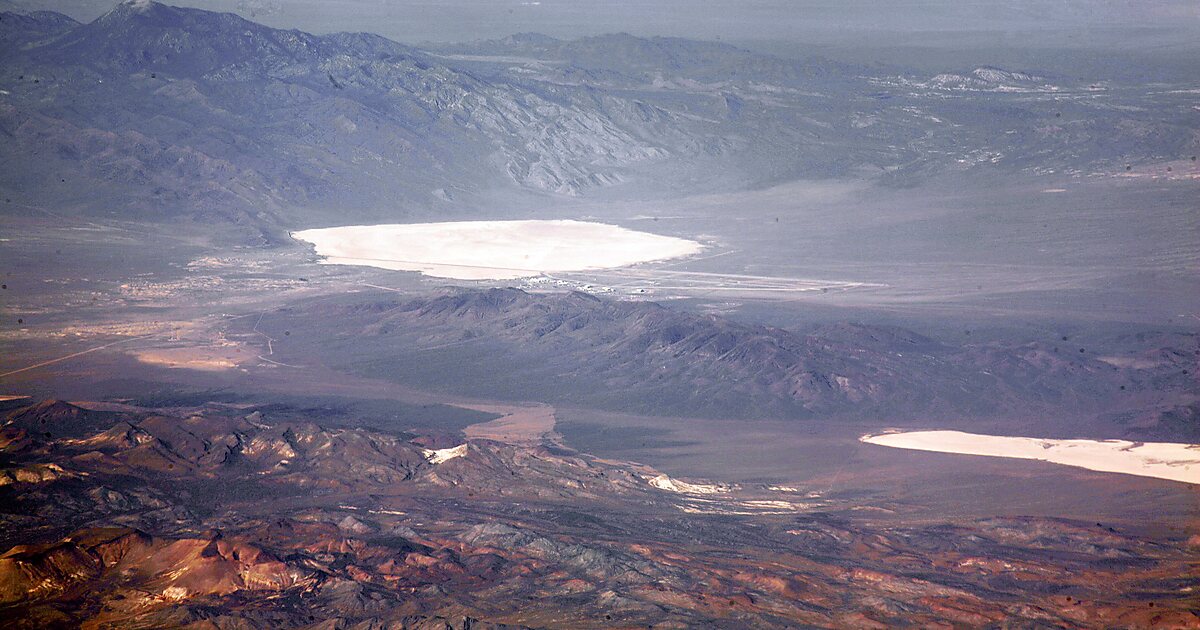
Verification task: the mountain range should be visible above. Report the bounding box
[2,1,1195,239]
[3,398,1196,628]
[255,288,1198,437]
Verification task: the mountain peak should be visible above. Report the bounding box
[120,0,156,12]
[93,0,235,28]
[501,32,558,46]
[41,1,324,76]
[99,0,174,21]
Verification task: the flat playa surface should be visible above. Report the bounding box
[292,220,703,280]
[861,430,1200,484]
[460,403,557,445]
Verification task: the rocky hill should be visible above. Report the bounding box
[1,398,1196,628]
[266,288,1196,430]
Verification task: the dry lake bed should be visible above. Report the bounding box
[292,220,704,280]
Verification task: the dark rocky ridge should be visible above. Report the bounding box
[0,9,78,51]
[274,288,1196,433]
[1,398,1196,628]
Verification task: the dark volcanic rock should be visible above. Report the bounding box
[2,399,119,441]
[308,288,1164,424]
[0,399,1196,628]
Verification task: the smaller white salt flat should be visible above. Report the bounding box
[861,430,1200,484]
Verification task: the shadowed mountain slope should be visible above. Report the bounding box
[262,289,1196,431]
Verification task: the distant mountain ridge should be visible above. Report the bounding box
[927,66,1056,91]
[436,31,851,86]
[1,1,689,233]
[0,9,78,51]
[1,2,1194,237]
[43,0,337,74]
[269,288,1196,433]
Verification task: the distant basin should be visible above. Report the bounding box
[861,430,1200,484]
[292,220,704,280]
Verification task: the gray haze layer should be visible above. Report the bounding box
[6,0,1200,44]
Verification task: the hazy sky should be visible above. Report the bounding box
[8,0,1200,43]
